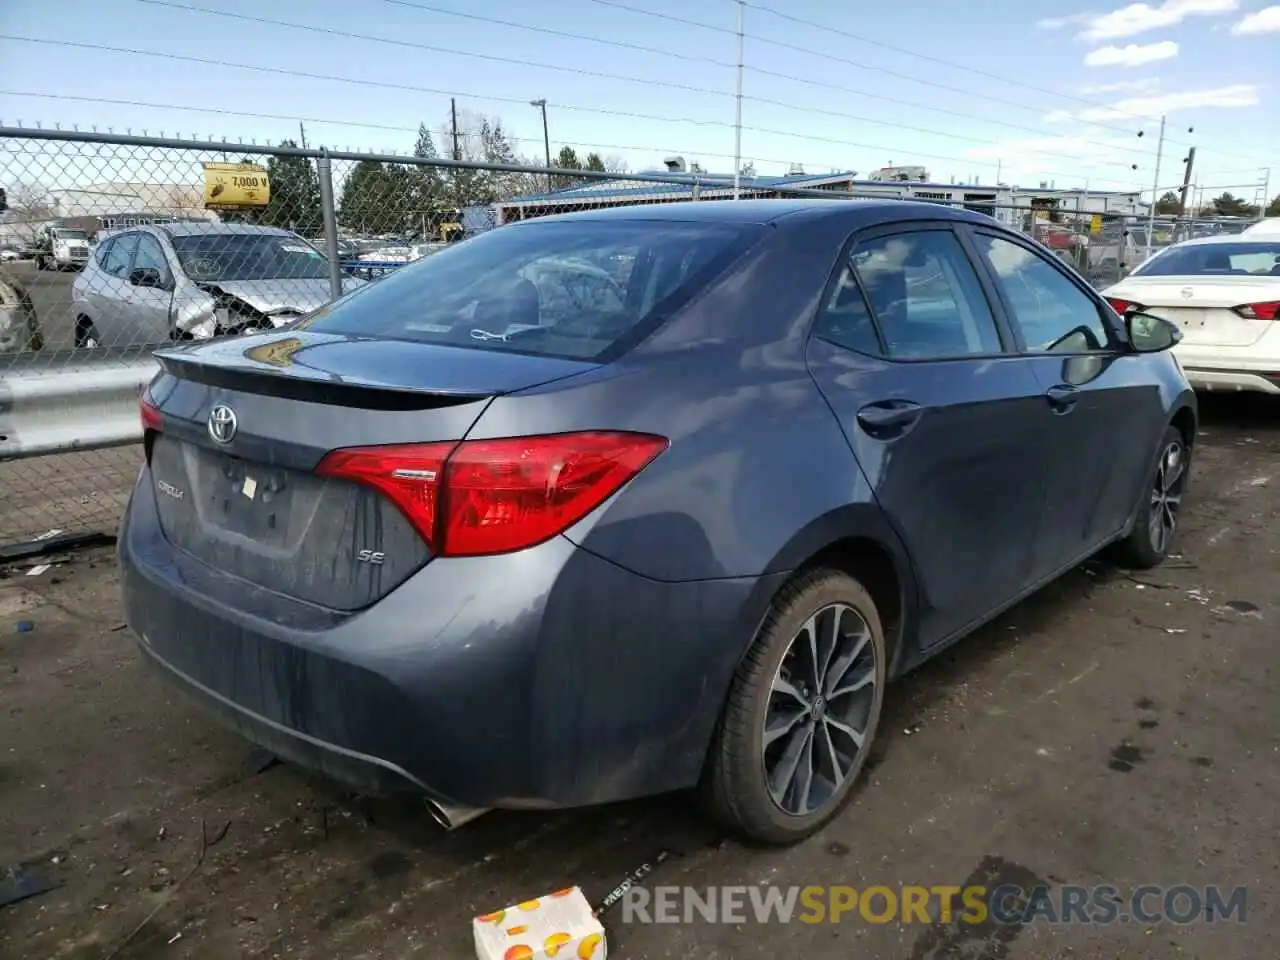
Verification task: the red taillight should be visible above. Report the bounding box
[1106,297,1144,316]
[316,431,669,557]
[140,395,162,433]
[1232,301,1280,321]
[140,393,162,462]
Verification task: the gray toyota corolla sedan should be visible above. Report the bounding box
[121,200,1196,845]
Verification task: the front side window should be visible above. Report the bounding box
[976,234,1111,353]
[849,230,1003,359]
[297,219,762,361]
[101,233,138,279]
[132,234,171,281]
[170,231,331,282]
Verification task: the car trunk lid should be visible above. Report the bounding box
[144,330,599,610]
[1114,277,1280,347]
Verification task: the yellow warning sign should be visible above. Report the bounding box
[203,162,270,208]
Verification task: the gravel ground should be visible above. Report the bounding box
[0,393,1277,960]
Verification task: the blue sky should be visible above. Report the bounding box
[1,0,1276,200]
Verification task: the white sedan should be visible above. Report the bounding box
[1100,234,1280,395]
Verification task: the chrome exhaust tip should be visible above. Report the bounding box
[425,798,490,830]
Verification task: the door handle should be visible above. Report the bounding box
[856,400,923,436]
[1045,384,1078,413]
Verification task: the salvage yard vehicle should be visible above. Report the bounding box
[33,224,91,271]
[0,269,44,352]
[121,200,1197,845]
[1101,234,1280,395]
[70,223,364,348]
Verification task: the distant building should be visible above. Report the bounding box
[493,158,1145,229]
[47,182,216,230]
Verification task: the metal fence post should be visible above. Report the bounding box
[316,149,343,300]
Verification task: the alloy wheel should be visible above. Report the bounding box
[1149,439,1185,555]
[764,603,877,817]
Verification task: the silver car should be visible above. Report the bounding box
[71,223,364,349]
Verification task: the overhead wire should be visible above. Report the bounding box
[0,42,1149,188]
[0,89,862,172]
[115,2,1152,176]
[589,0,1274,164]
[739,0,1277,162]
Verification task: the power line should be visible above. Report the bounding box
[591,0,1273,163]
[0,38,1147,187]
[741,0,1277,161]
[132,0,728,100]
[375,0,735,67]
[0,90,854,171]
[77,2,1154,177]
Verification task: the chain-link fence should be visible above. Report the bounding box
[0,127,1267,548]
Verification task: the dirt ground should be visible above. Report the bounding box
[1,393,1277,960]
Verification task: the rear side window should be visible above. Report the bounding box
[851,230,1003,359]
[297,220,763,361]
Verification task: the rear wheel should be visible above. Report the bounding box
[701,568,886,845]
[1113,425,1189,569]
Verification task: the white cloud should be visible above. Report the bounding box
[1079,0,1238,40]
[1231,5,1280,32]
[1078,78,1163,94]
[1084,41,1180,65]
[1051,84,1260,122]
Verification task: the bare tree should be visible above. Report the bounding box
[3,182,56,244]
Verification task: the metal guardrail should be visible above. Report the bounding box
[0,351,157,459]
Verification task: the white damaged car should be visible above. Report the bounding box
[71,223,365,349]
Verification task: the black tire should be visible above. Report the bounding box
[1112,424,1190,570]
[701,568,887,845]
[74,317,101,349]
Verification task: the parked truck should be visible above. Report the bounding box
[33,224,92,271]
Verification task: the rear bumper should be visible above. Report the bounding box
[120,471,780,811]
[1174,340,1280,396]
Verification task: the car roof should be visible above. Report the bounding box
[519,198,999,230]
[156,222,295,239]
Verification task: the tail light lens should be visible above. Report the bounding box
[1105,297,1144,316]
[316,431,669,557]
[139,392,162,462]
[1232,301,1280,321]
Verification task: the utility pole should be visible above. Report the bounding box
[1143,114,1166,261]
[450,98,460,162]
[298,121,308,150]
[531,99,551,192]
[1177,146,1196,216]
[732,0,745,200]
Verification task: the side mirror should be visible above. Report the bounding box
[1126,311,1181,353]
[129,267,165,289]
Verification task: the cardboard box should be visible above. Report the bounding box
[473,886,606,960]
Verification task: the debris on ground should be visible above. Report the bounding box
[473,887,605,960]
[593,850,673,918]
[14,620,34,633]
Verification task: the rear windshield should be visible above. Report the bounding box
[1131,242,1280,277]
[295,219,763,361]
[171,232,331,282]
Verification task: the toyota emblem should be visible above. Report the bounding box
[208,404,238,444]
